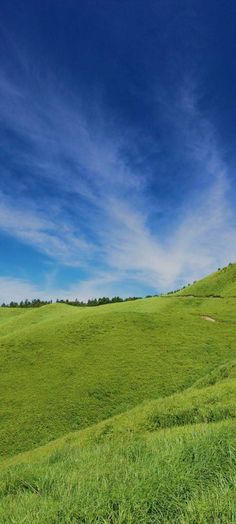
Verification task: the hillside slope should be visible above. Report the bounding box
[178,262,236,297]
[1,296,236,458]
[1,272,236,522]
[1,361,236,523]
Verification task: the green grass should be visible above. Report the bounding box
[1,370,236,523]
[1,263,236,521]
[1,295,236,458]
[178,262,236,297]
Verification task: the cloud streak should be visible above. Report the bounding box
[0,56,236,300]
[0,192,94,267]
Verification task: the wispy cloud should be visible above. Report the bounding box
[0,192,94,266]
[0,56,236,300]
[0,276,46,304]
[101,175,235,291]
[96,84,236,291]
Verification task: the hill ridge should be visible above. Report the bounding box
[177,262,236,297]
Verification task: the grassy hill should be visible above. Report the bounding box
[1,296,236,458]
[1,271,236,522]
[0,361,236,523]
[178,262,236,297]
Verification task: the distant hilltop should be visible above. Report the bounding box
[174,262,236,298]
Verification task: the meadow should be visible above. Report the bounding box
[0,265,236,522]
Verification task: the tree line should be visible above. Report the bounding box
[1,296,145,308]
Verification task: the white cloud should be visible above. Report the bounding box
[0,192,94,267]
[0,64,236,299]
[0,172,235,303]
[0,271,133,303]
[0,277,46,304]
[101,174,235,291]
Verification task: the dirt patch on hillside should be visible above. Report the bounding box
[201,315,216,322]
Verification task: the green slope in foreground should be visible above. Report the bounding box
[178,261,236,297]
[1,265,236,522]
[1,362,236,523]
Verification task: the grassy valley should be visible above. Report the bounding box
[1,264,236,522]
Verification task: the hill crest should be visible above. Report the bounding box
[177,262,236,297]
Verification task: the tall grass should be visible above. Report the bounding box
[1,363,236,522]
[0,419,236,522]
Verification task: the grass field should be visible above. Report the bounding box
[1,264,236,522]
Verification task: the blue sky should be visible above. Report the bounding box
[1,0,236,301]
